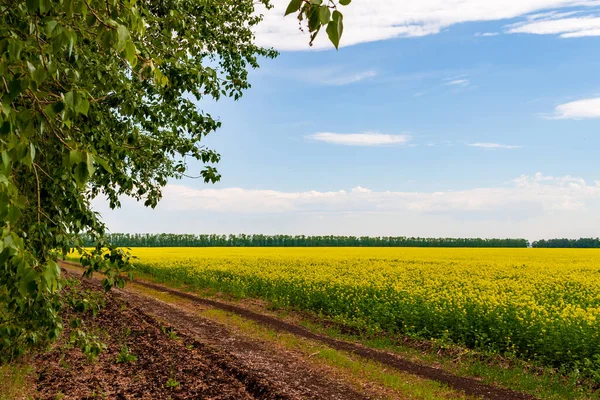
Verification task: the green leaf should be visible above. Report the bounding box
[7,40,22,61]
[339,0,351,5]
[46,20,59,36]
[28,143,36,165]
[319,5,330,25]
[308,6,321,31]
[18,267,38,297]
[68,34,75,58]
[285,0,302,16]
[69,150,83,166]
[33,67,47,84]
[74,162,89,186]
[26,0,39,13]
[78,97,90,116]
[95,156,113,174]
[42,260,60,293]
[1,151,10,170]
[124,41,137,67]
[7,78,27,102]
[117,24,130,50]
[39,0,52,13]
[64,91,74,110]
[63,0,74,16]
[85,152,96,177]
[326,11,343,49]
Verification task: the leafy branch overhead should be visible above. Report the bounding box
[0,0,352,361]
[285,0,351,49]
[0,0,280,361]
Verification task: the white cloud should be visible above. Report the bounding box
[468,142,522,149]
[254,1,600,50]
[475,32,500,36]
[120,173,600,214]
[507,15,600,37]
[550,97,600,119]
[277,67,378,86]
[445,79,470,86]
[307,132,411,146]
[324,70,378,86]
[92,173,600,239]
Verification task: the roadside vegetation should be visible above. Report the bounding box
[127,265,600,399]
[120,247,600,382]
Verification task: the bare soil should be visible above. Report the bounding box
[56,261,538,400]
[48,266,371,400]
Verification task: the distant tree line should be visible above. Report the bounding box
[82,233,530,248]
[531,238,600,248]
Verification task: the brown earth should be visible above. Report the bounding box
[56,261,538,400]
[46,267,371,400]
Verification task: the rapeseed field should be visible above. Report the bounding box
[129,247,600,375]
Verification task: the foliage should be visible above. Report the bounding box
[533,238,600,248]
[284,0,352,49]
[83,233,530,248]
[130,247,600,380]
[64,282,107,359]
[0,0,301,360]
[115,344,137,364]
[68,326,106,360]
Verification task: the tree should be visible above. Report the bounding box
[0,0,349,359]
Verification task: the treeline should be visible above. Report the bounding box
[83,233,530,248]
[532,238,600,248]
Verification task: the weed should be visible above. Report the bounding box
[115,345,138,364]
[160,326,180,341]
[165,377,180,388]
[69,327,106,360]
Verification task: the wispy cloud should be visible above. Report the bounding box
[549,97,600,119]
[254,1,600,50]
[323,70,378,86]
[507,13,600,38]
[269,66,378,86]
[307,132,411,146]
[445,79,470,86]
[475,32,500,36]
[468,142,522,149]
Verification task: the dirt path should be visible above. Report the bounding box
[60,261,538,400]
[120,286,372,400]
[59,264,372,400]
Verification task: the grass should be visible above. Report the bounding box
[128,271,599,400]
[200,307,474,400]
[127,281,471,398]
[295,317,595,400]
[0,362,35,400]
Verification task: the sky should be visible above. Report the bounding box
[94,0,600,240]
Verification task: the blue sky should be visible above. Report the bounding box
[95,1,600,239]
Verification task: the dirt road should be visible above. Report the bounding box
[44,262,538,400]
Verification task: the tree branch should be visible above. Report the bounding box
[33,163,41,224]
